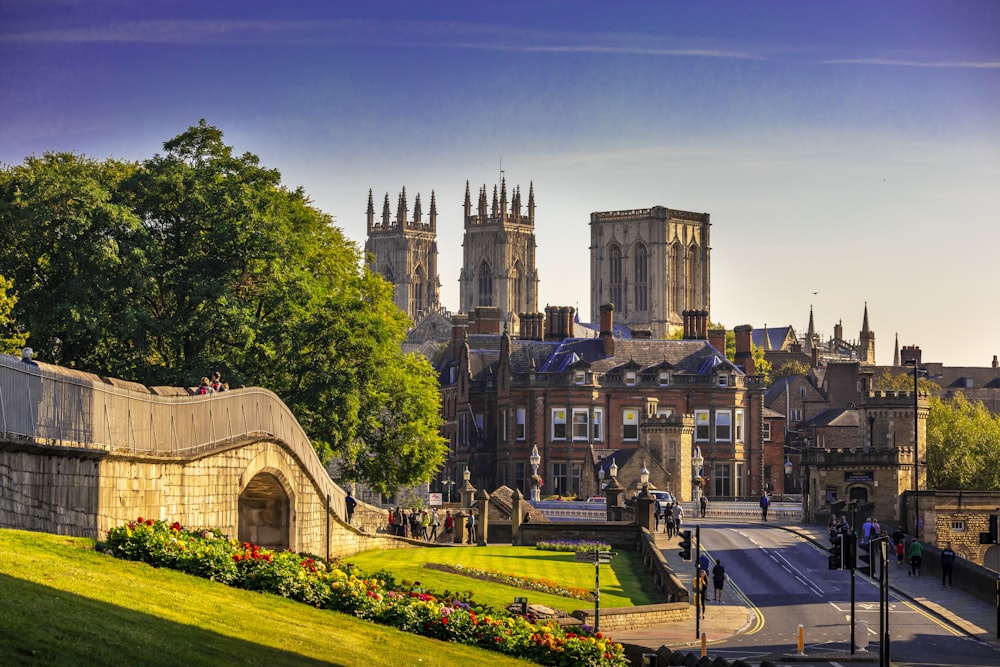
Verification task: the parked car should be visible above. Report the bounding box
[650,491,673,505]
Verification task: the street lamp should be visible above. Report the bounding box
[905,359,924,539]
[529,444,541,502]
[640,461,650,490]
[784,458,793,496]
[609,460,618,479]
[597,466,605,495]
[692,446,704,506]
[441,477,455,503]
[463,465,471,484]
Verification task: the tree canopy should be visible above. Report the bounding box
[926,393,1000,491]
[0,121,446,495]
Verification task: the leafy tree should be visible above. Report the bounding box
[926,393,1000,491]
[773,360,810,380]
[0,121,446,492]
[0,275,28,355]
[751,343,772,384]
[872,368,941,393]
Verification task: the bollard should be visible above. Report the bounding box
[856,620,870,652]
[797,623,805,655]
[701,631,707,657]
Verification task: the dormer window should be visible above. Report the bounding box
[717,374,729,387]
[575,370,586,385]
[659,371,670,387]
[625,371,637,386]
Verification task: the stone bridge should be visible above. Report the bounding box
[0,353,399,558]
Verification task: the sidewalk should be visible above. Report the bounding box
[612,519,1000,654]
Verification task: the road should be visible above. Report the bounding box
[695,520,1000,666]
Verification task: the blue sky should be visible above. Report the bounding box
[2,1,998,367]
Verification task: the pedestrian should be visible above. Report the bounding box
[344,491,357,524]
[940,542,956,586]
[420,509,431,540]
[195,377,213,395]
[697,568,709,618]
[712,559,726,602]
[907,538,923,576]
[759,492,770,522]
[895,538,905,569]
[429,508,440,541]
[210,371,224,392]
[653,499,662,531]
[444,510,454,535]
[665,508,675,538]
[393,507,404,537]
[861,517,874,545]
[700,494,708,518]
[466,510,477,544]
[673,502,684,532]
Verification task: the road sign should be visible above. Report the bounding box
[575,550,616,563]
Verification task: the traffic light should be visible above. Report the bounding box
[844,533,857,570]
[678,530,692,561]
[829,534,843,570]
[858,539,872,576]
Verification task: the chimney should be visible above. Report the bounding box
[708,328,726,354]
[600,303,615,357]
[450,315,469,358]
[993,355,998,369]
[544,306,560,341]
[470,307,502,335]
[734,324,754,375]
[520,312,544,341]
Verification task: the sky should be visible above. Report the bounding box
[2,1,998,368]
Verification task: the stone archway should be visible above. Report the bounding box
[984,545,1000,572]
[238,472,291,550]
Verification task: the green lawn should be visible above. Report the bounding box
[0,529,534,667]
[344,545,657,612]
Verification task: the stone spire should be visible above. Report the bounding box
[396,187,407,225]
[429,190,437,231]
[413,192,422,223]
[366,188,375,232]
[382,192,391,226]
[528,181,535,224]
[464,180,472,221]
[893,332,900,367]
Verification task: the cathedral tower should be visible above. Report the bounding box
[458,178,539,330]
[365,188,441,321]
[589,205,711,338]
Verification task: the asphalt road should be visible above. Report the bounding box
[695,520,999,667]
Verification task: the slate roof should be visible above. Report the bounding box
[798,408,860,429]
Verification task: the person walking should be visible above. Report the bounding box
[344,491,357,524]
[654,498,662,531]
[759,492,770,522]
[907,538,924,576]
[673,502,684,533]
[712,559,726,602]
[940,542,956,586]
[665,508,675,538]
[466,510,477,544]
[429,508,440,541]
[444,510,454,536]
[697,568,709,618]
[700,495,708,518]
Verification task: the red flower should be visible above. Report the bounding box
[137,516,144,523]
[145,519,154,526]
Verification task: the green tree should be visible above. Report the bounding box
[872,368,941,393]
[751,343,772,384]
[926,393,1000,490]
[773,360,810,380]
[0,121,447,491]
[0,275,29,355]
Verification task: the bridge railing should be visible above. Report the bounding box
[0,353,348,518]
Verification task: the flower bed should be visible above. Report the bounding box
[103,518,626,667]
[535,540,611,553]
[425,562,593,601]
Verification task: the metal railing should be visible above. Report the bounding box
[0,353,349,518]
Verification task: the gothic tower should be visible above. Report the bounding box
[859,302,876,365]
[364,187,441,321]
[458,178,539,330]
[589,205,711,338]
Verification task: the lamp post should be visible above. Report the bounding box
[784,458,793,496]
[692,446,704,506]
[441,477,455,503]
[609,461,618,480]
[905,359,923,539]
[640,461,650,491]
[597,466,605,496]
[529,444,541,502]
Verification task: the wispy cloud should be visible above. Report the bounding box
[822,57,1000,69]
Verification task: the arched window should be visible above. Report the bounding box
[687,244,698,308]
[478,262,493,307]
[511,260,523,314]
[381,264,394,283]
[670,242,683,313]
[412,266,425,315]
[608,244,622,310]
[634,243,648,312]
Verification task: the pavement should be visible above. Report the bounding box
[611,518,1000,660]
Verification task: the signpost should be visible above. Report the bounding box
[576,547,615,632]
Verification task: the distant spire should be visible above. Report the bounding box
[491,184,499,219]
[861,301,871,334]
[805,305,816,353]
[893,332,900,367]
[528,181,536,224]
[382,193,391,226]
[500,177,508,222]
[413,192,422,223]
[762,324,771,351]
[429,190,437,230]
[396,187,407,225]
[464,180,472,221]
[366,189,375,231]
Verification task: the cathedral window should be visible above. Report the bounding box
[609,244,622,310]
[634,243,648,312]
[511,261,523,314]
[477,262,493,307]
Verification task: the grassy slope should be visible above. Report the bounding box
[0,530,533,667]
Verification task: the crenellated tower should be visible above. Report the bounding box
[365,187,441,321]
[458,178,539,331]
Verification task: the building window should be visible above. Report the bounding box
[498,408,508,443]
[571,463,583,497]
[716,410,732,442]
[552,463,568,496]
[515,407,526,441]
[623,409,639,441]
[735,409,745,442]
[736,462,745,496]
[624,370,637,386]
[659,371,670,386]
[609,244,623,311]
[695,410,710,441]
[592,408,604,441]
[552,409,567,440]
[634,243,648,312]
[574,370,586,384]
[714,463,732,497]
[460,413,468,446]
[762,421,772,442]
[497,463,508,487]
[790,408,802,422]
[718,374,729,387]
[951,520,966,532]
[656,408,674,418]
[515,462,526,495]
[477,261,493,307]
[572,408,589,441]
[799,386,807,398]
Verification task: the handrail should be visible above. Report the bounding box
[0,353,349,518]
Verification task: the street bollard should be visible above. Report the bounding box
[857,620,870,652]
[701,631,707,657]
[797,624,805,655]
